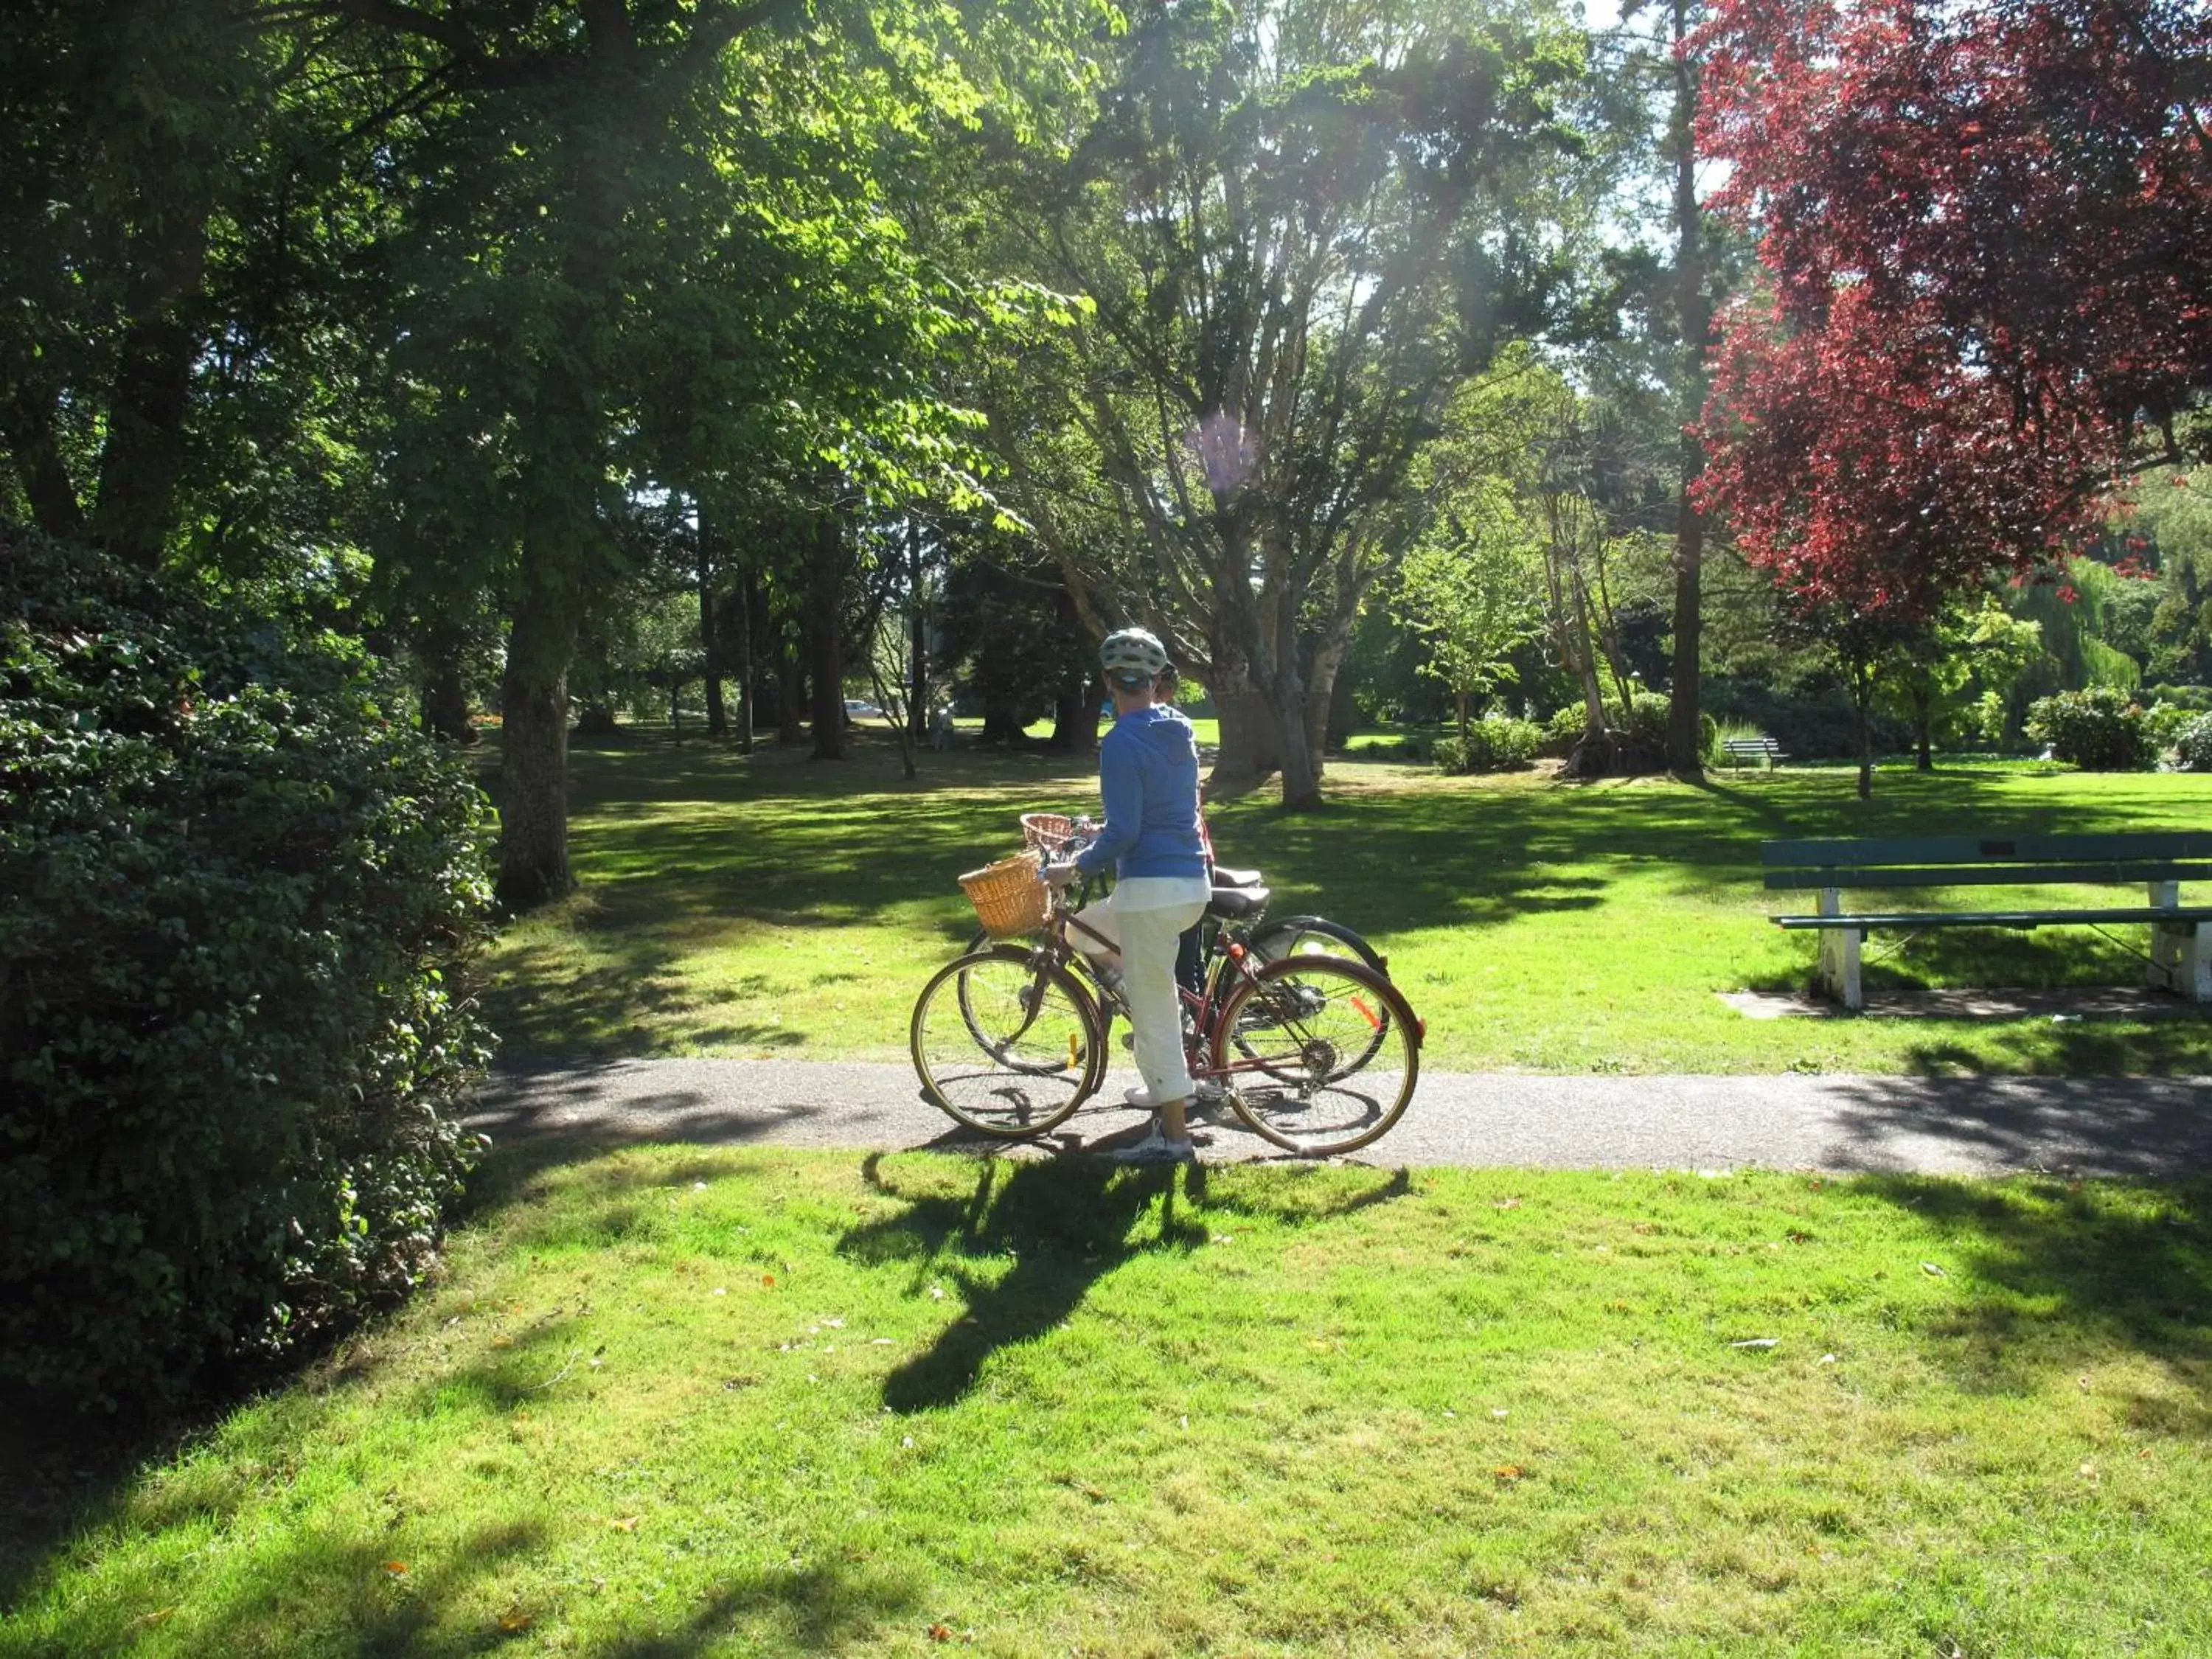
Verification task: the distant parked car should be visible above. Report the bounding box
[844,698,884,721]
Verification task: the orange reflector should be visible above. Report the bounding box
[1352,995,1381,1030]
[1228,942,1245,959]
[1067,1032,1081,1069]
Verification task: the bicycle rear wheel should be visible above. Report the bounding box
[1250,914,1388,976]
[1234,916,1392,1077]
[1210,956,1420,1156]
[912,947,1104,1138]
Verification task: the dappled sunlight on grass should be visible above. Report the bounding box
[8,1148,2210,1655]
[476,728,2212,1074]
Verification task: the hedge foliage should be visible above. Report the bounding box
[2024,686,2154,771]
[1434,714,1544,773]
[1,529,495,1409]
[2174,710,2212,772]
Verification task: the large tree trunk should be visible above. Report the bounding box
[1664,0,1711,779]
[734,565,756,755]
[808,512,846,761]
[1209,671,1281,793]
[2,390,86,540]
[776,626,804,744]
[908,522,930,741]
[698,501,726,739]
[1852,658,1876,801]
[497,579,580,910]
[1274,695,1323,810]
[89,204,209,568]
[420,631,476,745]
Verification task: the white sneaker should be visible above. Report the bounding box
[1112,1132,1196,1165]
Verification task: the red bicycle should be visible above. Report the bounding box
[912,832,1422,1156]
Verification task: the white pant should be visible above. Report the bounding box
[1072,890,1208,1103]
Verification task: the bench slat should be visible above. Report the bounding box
[1766,861,2212,891]
[1763,831,2212,868]
[1772,906,2212,930]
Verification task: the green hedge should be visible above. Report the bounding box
[1,529,495,1409]
[2025,686,2154,771]
[1435,714,1544,773]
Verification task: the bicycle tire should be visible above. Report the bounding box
[1249,914,1388,977]
[912,947,1105,1138]
[1209,956,1421,1157]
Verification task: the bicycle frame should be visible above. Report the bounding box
[1037,881,1311,1089]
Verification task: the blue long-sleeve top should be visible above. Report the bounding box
[1074,706,1208,882]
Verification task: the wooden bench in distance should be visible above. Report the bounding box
[1722,736,1786,769]
[1761,832,2212,1010]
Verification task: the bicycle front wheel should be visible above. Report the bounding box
[1211,956,1420,1157]
[912,947,1105,1138]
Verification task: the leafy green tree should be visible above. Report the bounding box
[1390,468,1544,737]
[1876,594,2045,769]
[985,0,1587,807]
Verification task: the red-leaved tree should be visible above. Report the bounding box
[1692,0,2212,790]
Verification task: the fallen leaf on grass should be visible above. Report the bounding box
[608,1515,640,1533]
[131,1608,178,1629]
[498,1607,533,1632]
[1494,1198,1522,1211]
[762,1274,776,1287]
[1492,1464,1526,1482]
[1060,1475,1109,1502]
[382,1562,409,1578]
[1920,1262,1947,1278]
[928,1623,954,1642]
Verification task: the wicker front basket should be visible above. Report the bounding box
[959,848,1048,939]
[1020,811,1078,855]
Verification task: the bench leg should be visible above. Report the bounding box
[2149,920,2212,1001]
[1813,886,1862,1009]
[1817,928,1863,1009]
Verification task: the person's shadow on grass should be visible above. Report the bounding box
[841,1152,1207,1414]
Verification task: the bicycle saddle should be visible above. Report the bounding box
[1208,883,1269,918]
[1211,865,1265,889]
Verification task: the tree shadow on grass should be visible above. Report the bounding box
[843,1152,1203,1413]
[595,1561,922,1658]
[1849,1170,2212,1416]
[841,1151,1416,1415]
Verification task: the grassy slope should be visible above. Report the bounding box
[482,731,2212,1075]
[7,1149,2208,1657]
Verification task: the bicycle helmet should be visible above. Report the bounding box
[1099,626,1169,688]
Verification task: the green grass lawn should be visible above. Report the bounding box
[481,728,2212,1075]
[9,1148,2208,1656]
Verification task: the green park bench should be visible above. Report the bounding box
[1722,735,1787,769]
[1763,832,2212,1009]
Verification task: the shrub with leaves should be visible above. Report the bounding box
[1434,714,1544,774]
[0,529,495,1409]
[2024,686,2153,771]
[2174,711,2212,773]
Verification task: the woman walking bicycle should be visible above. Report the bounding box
[1042,627,1208,1163]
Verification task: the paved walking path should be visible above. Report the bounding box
[470,1057,2212,1177]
